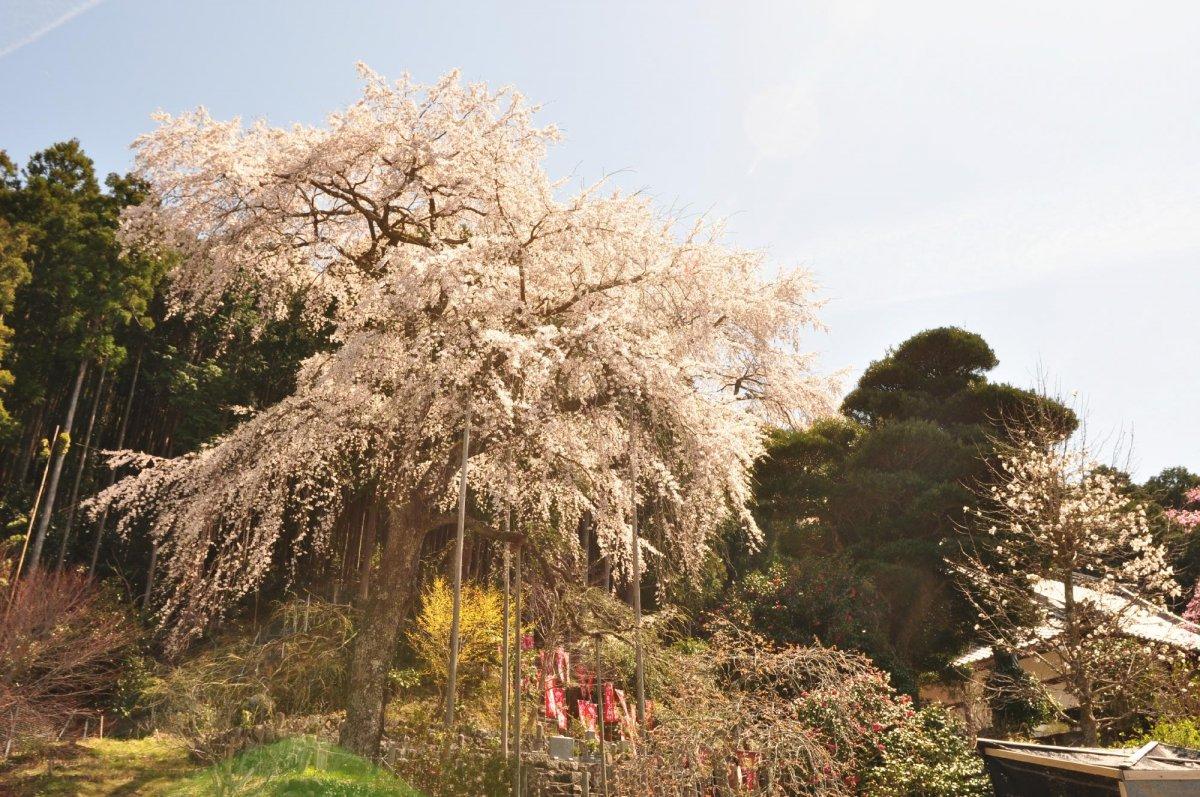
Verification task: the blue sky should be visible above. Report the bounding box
[2,0,1197,478]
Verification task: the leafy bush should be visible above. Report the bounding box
[861,704,992,797]
[984,650,1055,736]
[722,558,895,671]
[1127,718,1200,749]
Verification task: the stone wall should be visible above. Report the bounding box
[522,752,602,797]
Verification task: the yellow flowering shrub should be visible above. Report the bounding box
[407,576,504,694]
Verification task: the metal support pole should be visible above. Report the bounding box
[445,406,472,727]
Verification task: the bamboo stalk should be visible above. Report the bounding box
[7,424,60,611]
[89,347,143,577]
[29,360,88,572]
[58,365,107,570]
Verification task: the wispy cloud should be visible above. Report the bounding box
[0,0,105,60]
[742,0,878,175]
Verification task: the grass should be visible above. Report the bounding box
[1,735,423,796]
[171,736,423,796]
[1,734,196,796]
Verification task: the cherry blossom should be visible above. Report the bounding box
[94,66,837,660]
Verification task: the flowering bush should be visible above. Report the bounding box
[861,705,991,797]
[1167,487,1200,530]
[407,576,503,696]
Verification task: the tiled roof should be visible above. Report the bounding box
[954,575,1200,667]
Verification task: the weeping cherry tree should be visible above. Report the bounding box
[94,65,836,757]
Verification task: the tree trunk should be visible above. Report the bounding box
[14,404,45,485]
[27,359,88,573]
[142,542,159,608]
[142,438,174,605]
[57,365,107,570]
[89,348,142,576]
[340,502,428,759]
[356,503,378,604]
[1061,569,1100,745]
[1077,695,1099,745]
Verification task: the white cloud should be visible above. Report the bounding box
[742,0,880,172]
[0,0,104,60]
[802,166,1200,310]
[743,81,820,169]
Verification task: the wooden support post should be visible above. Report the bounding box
[445,406,471,727]
[629,418,646,724]
[595,633,609,797]
[501,522,511,758]
[513,541,523,797]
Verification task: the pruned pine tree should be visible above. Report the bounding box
[94,65,835,757]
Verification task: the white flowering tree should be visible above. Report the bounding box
[96,66,835,756]
[956,428,1183,744]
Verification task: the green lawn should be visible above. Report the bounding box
[2,736,423,796]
